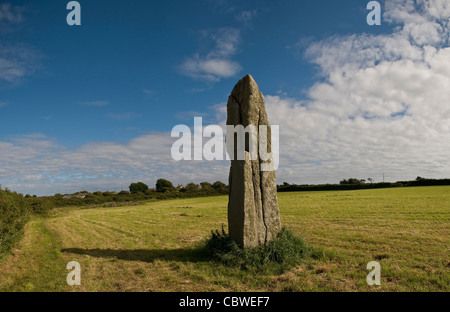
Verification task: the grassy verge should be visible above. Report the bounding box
[0,218,70,292]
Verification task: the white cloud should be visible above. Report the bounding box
[179,55,242,81]
[383,0,449,46]
[273,0,450,183]
[179,28,242,81]
[263,94,450,184]
[0,133,229,196]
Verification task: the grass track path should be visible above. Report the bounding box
[0,218,70,291]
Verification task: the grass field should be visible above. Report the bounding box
[0,186,449,292]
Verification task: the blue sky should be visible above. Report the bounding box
[1,0,450,195]
[0,0,389,145]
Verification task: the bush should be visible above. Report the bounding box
[0,188,29,255]
[201,227,329,273]
[26,197,53,215]
[156,179,175,193]
[340,178,365,185]
[129,182,149,194]
[0,187,57,257]
[212,181,229,194]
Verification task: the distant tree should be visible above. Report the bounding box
[185,183,199,192]
[156,179,175,193]
[368,178,374,184]
[212,181,226,190]
[200,182,212,189]
[212,181,228,194]
[199,182,213,193]
[340,178,365,185]
[129,182,149,194]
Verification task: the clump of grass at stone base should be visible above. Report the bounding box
[200,227,332,274]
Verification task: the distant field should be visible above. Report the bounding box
[0,186,449,292]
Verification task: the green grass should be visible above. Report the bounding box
[0,186,449,292]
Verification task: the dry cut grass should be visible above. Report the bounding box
[0,186,448,292]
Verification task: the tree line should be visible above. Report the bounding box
[23,179,229,209]
[277,177,450,192]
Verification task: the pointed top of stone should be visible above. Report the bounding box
[231,74,260,101]
[242,73,256,85]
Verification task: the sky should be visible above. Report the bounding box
[1,0,450,196]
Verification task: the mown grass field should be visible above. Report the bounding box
[0,186,449,292]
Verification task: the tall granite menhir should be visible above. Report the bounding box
[227,74,281,248]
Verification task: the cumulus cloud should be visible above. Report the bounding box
[179,27,242,81]
[384,0,449,46]
[275,0,450,183]
[0,133,229,196]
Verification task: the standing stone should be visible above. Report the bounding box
[227,74,281,248]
